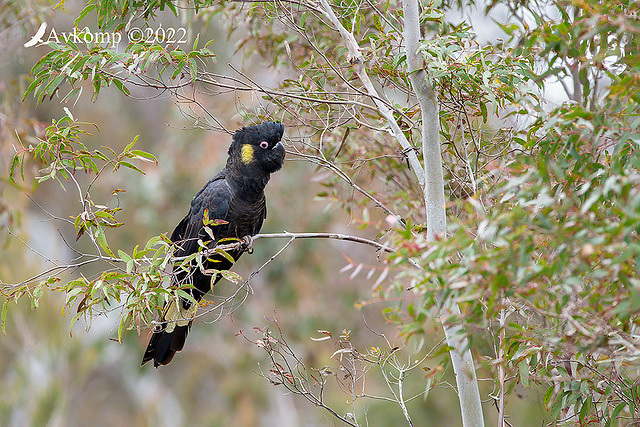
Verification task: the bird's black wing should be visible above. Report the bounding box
[171,171,231,257]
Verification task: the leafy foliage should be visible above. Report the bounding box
[3,0,640,424]
[387,0,640,422]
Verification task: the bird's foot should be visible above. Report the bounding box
[241,235,254,254]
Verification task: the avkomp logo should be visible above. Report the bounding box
[23,22,48,47]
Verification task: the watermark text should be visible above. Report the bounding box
[24,23,189,49]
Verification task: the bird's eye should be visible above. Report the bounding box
[259,141,269,149]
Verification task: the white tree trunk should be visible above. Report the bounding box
[402,0,485,425]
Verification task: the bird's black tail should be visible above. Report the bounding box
[141,298,196,367]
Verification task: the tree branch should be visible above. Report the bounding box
[182,232,394,263]
[253,232,394,252]
[316,0,426,190]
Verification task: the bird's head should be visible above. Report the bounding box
[229,122,285,175]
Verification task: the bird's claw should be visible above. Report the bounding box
[242,235,254,254]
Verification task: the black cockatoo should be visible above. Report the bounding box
[141,122,285,367]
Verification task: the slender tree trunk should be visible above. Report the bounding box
[402,0,484,425]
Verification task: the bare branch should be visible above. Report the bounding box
[253,232,394,252]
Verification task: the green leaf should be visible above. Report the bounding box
[69,312,83,333]
[550,391,568,420]
[175,290,197,307]
[610,401,627,422]
[193,34,199,51]
[220,270,242,284]
[123,134,139,153]
[112,78,130,96]
[75,3,96,26]
[32,283,45,309]
[129,149,157,164]
[9,153,23,183]
[188,57,198,82]
[165,0,178,15]
[579,395,592,423]
[480,102,487,123]
[23,74,48,101]
[117,312,131,343]
[213,247,236,263]
[61,87,82,103]
[43,73,66,97]
[119,161,144,174]
[543,385,554,407]
[95,225,114,257]
[126,259,134,274]
[171,61,186,80]
[1,300,8,334]
[518,360,529,387]
[118,249,132,263]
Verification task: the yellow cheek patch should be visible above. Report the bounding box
[241,144,255,165]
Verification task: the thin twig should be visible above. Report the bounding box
[497,305,506,427]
